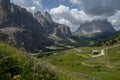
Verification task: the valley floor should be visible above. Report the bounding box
[41,44,120,80]
[0,42,120,80]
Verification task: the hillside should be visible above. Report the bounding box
[96,31,120,46]
[0,42,96,80]
[0,42,60,80]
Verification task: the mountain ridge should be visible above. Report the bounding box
[0,0,73,52]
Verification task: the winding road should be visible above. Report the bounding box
[92,49,105,57]
[92,44,120,58]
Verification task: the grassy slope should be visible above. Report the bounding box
[0,42,59,80]
[42,45,120,80]
[96,31,120,46]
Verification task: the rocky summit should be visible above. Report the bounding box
[73,20,116,39]
[0,0,73,52]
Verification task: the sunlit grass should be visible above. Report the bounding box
[42,45,120,80]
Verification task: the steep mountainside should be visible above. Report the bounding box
[34,11,55,34]
[34,11,76,49]
[73,20,116,40]
[34,11,72,39]
[0,0,53,52]
[0,0,73,52]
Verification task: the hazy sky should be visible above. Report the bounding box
[11,0,120,31]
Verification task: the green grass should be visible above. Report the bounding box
[42,45,120,80]
[0,42,58,80]
[0,41,120,80]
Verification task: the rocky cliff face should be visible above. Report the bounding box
[0,0,53,52]
[34,11,72,40]
[0,0,73,52]
[44,12,53,25]
[34,11,55,34]
[0,0,11,26]
[55,24,72,39]
[74,20,116,39]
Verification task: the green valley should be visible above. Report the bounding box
[1,39,120,80]
[42,45,120,80]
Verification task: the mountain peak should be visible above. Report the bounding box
[74,20,116,40]
[34,11,47,26]
[45,11,53,24]
[34,11,44,19]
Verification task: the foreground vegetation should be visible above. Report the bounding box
[0,43,59,80]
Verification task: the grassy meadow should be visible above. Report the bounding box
[0,41,120,80]
[42,45,120,80]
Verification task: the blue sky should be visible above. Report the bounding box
[41,0,81,10]
[11,0,81,13]
[11,0,120,31]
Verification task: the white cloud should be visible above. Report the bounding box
[69,0,80,4]
[108,11,120,30]
[50,5,104,31]
[26,6,36,12]
[11,0,120,31]
[50,5,69,14]
[58,18,80,31]
[11,0,42,13]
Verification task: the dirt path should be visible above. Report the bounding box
[92,44,120,58]
[92,49,105,58]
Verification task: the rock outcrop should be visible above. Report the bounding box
[44,12,53,25]
[55,24,72,39]
[34,11,55,34]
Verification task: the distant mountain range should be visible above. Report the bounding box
[73,20,116,40]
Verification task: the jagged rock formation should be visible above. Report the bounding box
[34,11,72,40]
[0,0,73,52]
[73,20,116,39]
[34,11,74,49]
[0,0,53,52]
[44,12,53,25]
[34,11,55,34]
[55,24,72,39]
